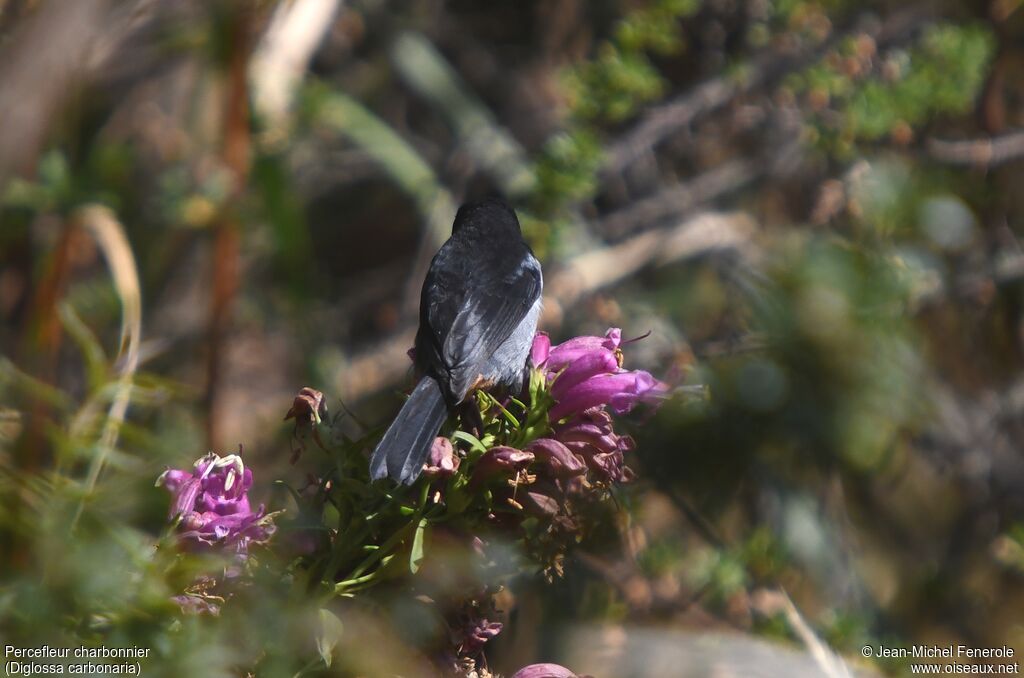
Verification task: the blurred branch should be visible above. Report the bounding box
[597,160,760,238]
[909,250,1024,311]
[545,211,757,321]
[17,217,77,475]
[603,71,757,178]
[0,0,114,188]
[313,86,457,314]
[331,328,417,407]
[70,206,142,531]
[927,130,1024,167]
[773,590,854,678]
[250,0,342,143]
[390,31,536,198]
[206,5,255,451]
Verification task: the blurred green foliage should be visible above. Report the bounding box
[791,24,996,152]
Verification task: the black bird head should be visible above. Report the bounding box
[451,197,521,236]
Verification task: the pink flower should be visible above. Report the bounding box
[526,438,586,478]
[470,446,535,486]
[157,451,274,554]
[533,328,668,423]
[555,409,636,483]
[422,437,460,478]
[549,369,668,422]
[531,328,621,371]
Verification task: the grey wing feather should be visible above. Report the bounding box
[439,259,542,399]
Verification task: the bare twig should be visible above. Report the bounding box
[598,160,760,238]
[546,211,756,316]
[927,131,1024,168]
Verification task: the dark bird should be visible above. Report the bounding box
[370,198,543,485]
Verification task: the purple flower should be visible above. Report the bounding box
[460,618,503,654]
[526,438,586,478]
[450,596,505,658]
[549,351,621,400]
[511,664,581,678]
[470,446,534,486]
[157,451,275,553]
[533,328,622,372]
[549,369,668,422]
[555,409,636,483]
[284,387,327,427]
[422,436,460,478]
[284,387,329,461]
[531,332,551,367]
[520,482,562,517]
[533,328,669,423]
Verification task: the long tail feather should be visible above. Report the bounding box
[369,377,448,484]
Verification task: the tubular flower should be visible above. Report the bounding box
[157,451,275,553]
[422,436,460,478]
[554,409,636,483]
[460,617,503,654]
[526,438,587,478]
[532,328,669,423]
[448,594,505,660]
[533,328,622,372]
[470,446,534,487]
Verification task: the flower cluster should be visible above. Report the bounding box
[525,328,667,485]
[484,328,666,489]
[157,450,275,554]
[467,328,669,579]
[156,325,667,676]
[533,328,667,421]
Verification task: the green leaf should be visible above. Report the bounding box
[409,518,428,574]
[452,430,487,453]
[478,391,521,429]
[529,367,546,408]
[316,608,345,668]
[491,399,521,429]
[58,302,108,391]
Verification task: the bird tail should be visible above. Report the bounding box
[370,377,449,484]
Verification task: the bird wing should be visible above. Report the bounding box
[424,254,542,400]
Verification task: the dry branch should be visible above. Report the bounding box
[598,160,760,238]
[927,131,1024,167]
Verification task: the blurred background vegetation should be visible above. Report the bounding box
[2,0,1024,675]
